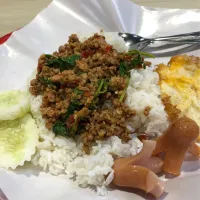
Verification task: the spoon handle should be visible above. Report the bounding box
[153,31,200,44]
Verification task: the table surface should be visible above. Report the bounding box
[0,0,200,37]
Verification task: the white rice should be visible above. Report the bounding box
[126,67,169,136]
[30,95,142,195]
[29,33,168,195]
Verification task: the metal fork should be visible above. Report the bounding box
[119,32,200,56]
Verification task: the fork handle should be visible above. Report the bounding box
[153,31,200,44]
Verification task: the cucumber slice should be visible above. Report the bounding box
[0,90,30,120]
[0,114,39,169]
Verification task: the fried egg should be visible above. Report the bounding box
[157,55,200,139]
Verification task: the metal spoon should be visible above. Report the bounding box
[119,31,200,51]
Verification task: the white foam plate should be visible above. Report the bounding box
[1,0,200,199]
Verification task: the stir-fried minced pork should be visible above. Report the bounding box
[29,33,151,152]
